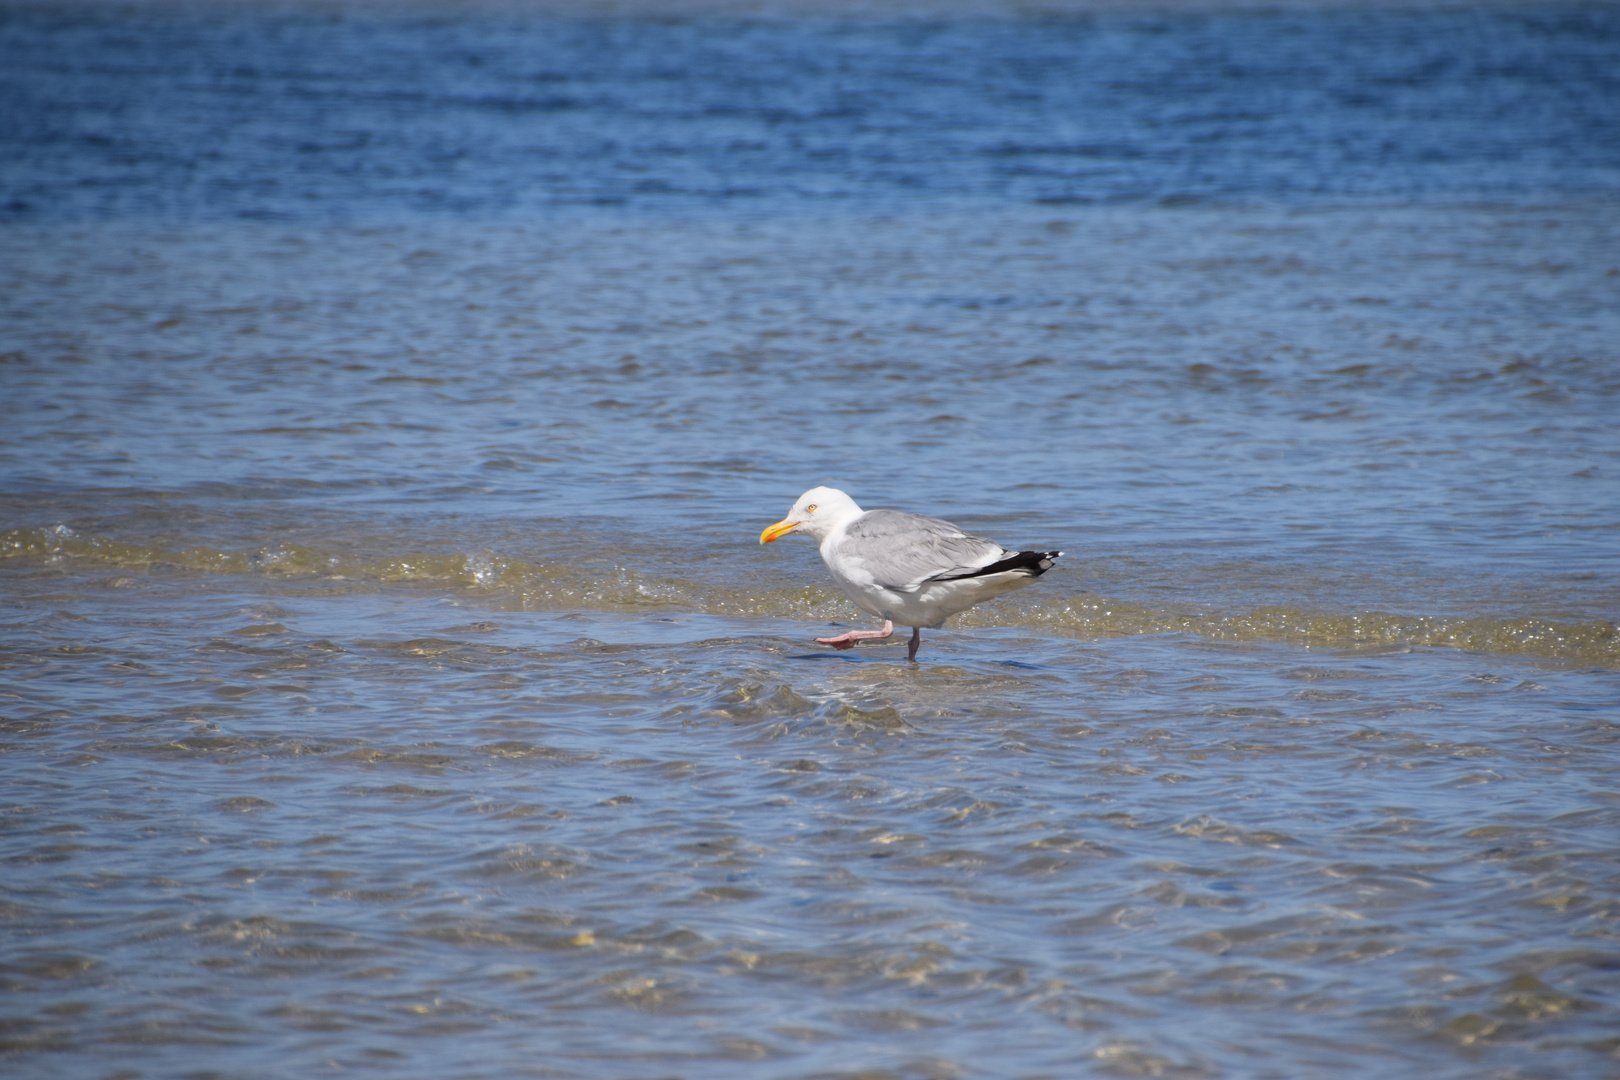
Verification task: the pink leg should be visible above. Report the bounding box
[816,619,894,650]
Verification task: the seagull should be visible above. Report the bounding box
[759,486,1061,661]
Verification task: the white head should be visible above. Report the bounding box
[759,486,864,545]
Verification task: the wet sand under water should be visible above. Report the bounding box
[2,577,1618,1078]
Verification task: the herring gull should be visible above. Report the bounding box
[759,486,1061,661]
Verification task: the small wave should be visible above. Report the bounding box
[4,525,1613,667]
[961,597,1618,668]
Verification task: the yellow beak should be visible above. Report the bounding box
[759,519,799,544]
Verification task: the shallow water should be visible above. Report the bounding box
[3,4,1620,1079]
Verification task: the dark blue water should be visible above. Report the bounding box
[3,4,1618,222]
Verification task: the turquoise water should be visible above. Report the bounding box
[2,5,1619,1078]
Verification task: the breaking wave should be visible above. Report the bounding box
[4,525,1614,667]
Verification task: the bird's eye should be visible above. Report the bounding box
[806,504,817,512]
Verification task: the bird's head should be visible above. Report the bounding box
[759,486,862,544]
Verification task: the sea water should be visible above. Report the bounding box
[2,4,1618,1078]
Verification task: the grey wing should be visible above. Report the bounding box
[839,510,1008,592]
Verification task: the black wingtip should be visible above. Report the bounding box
[965,549,1062,579]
